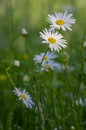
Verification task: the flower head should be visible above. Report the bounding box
[70,125,75,130]
[33,52,57,65]
[40,28,67,52]
[13,87,34,108]
[75,98,84,106]
[47,11,76,31]
[14,60,20,67]
[40,60,61,72]
[22,28,28,36]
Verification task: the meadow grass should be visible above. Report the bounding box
[0,0,86,130]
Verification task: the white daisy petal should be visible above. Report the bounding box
[13,87,34,108]
[40,28,67,52]
[47,11,76,31]
[40,60,61,72]
[33,52,58,65]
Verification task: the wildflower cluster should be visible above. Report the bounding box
[13,11,76,109]
[33,52,61,72]
[33,11,76,72]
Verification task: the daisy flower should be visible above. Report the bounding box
[33,52,58,65]
[13,87,34,108]
[47,11,76,31]
[40,28,67,52]
[40,60,61,72]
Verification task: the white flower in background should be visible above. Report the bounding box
[40,28,67,52]
[13,87,34,108]
[47,11,76,31]
[22,75,30,82]
[33,52,58,64]
[54,128,58,130]
[22,28,28,36]
[40,60,61,72]
[75,98,84,106]
[70,125,75,130]
[14,60,20,67]
[83,41,86,47]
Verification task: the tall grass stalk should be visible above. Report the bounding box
[24,36,33,57]
[5,67,16,88]
[6,110,14,130]
[0,122,4,130]
[8,0,14,46]
[27,41,46,130]
[35,73,45,130]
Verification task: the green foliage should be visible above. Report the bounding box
[0,122,4,130]
[0,0,86,130]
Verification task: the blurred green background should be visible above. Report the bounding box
[0,0,86,130]
[0,0,86,54]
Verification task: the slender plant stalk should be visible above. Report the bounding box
[5,67,16,88]
[60,29,75,107]
[25,37,33,57]
[24,32,45,129]
[35,47,50,130]
[8,0,14,47]
[60,49,75,129]
[61,49,82,129]
[50,70,66,130]
[35,73,45,130]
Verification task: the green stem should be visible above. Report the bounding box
[25,37,33,57]
[39,47,50,72]
[5,67,16,88]
[62,50,73,103]
[9,0,14,47]
[58,97,66,130]
[34,48,50,130]
[35,73,45,130]
[41,47,49,65]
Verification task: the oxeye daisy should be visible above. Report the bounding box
[40,28,67,52]
[13,87,34,108]
[40,60,61,72]
[33,52,58,64]
[47,11,76,31]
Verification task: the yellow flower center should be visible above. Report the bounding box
[44,64,50,69]
[20,93,27,99]
[48,38,56,44]
[43,56,48,60]
[56,19,64,25]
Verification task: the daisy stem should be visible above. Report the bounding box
[35,48,49,129]
[40,47,50,70]
[25,36,33,57]
[57,95,66,130]
[35,73,45,130]
[9,34,21,46]
[50,70,66,129]
[61,49,79,129]
[60,29,75,105]
[62,49,73,102]
[5,67,16,88]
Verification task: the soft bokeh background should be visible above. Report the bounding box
[0,0,86,130]
[0,0,86,53]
